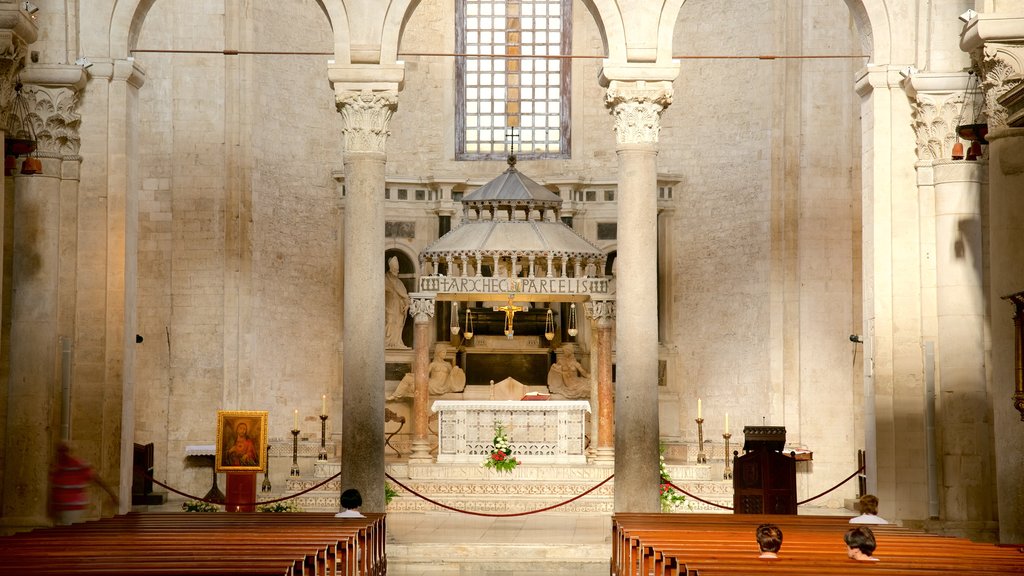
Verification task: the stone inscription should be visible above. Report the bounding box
[419,276,608,296]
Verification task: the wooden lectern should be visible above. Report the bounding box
[225,472,256,512]
[732,426,797,514]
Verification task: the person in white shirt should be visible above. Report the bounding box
[335,488,365,518]
[850,494,889,524]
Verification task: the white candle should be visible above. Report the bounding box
[293,409,299,430]
[725,412,729,434]
[322,394,327,416]
[697,398,702,419]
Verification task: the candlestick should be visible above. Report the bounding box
[321,394,327,416]
[723,432,733,480]
[697,398,702,419]
[318,415,329,461]
[696,417,707,464]
[261,444,272,492]
[289,428,301,477]
[293,408,298,430]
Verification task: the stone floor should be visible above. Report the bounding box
[385,510,612,575]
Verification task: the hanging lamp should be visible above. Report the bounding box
[567,303,578,337]
[463,308,474,340]
[450,302,461,335]
[544,309,555,341]
[953,70,988,160]
[7,79,40,176]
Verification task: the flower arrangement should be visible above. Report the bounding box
[659,444,686,512]
[181,499,219,512]
[256,501,303,513]
[482,421,519,473]
[385,482,398,505]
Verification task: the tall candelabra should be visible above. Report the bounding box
[289,429,301,477]
[261,444,272,492]
[723,432,733,479]
[695,418,707,464]
[318,415,329,461]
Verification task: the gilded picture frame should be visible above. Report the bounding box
[215,410,268,472]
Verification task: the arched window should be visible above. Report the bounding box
[456,0,571,160]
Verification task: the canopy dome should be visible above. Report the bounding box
[420,159,607,285]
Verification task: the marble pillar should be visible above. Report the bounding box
[336,90,397,513]
[409,295,435,462]
[605,81,671,513]
[585,298,615,464]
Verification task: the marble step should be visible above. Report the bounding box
[386,543,609,574]
[282,466,733,514]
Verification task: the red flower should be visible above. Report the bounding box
[492,451,505,461]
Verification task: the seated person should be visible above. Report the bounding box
[335,488,365,518]
[756,523,783,559]
[850,493,889,524]
[844,526,880,562]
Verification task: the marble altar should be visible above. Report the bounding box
[432,400,590,464]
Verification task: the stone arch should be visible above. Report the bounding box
[843,0,890,64]
[109,0,339,59]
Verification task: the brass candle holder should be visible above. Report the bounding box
[723,432,733,479]
[696,418,707,464]
[289,429,301,477]
[318,415,329,461]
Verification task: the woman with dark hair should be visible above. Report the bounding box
[845,526,880,561]
[756,523,783,558]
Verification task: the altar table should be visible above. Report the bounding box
[432,400,590,464]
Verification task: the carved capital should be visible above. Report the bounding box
[335,89,397,154]
[605,80,673,146]
[584,299,616,326]
[971,44,1024,130]
[0,39,26,128]
[910,92,969,161]
[409,296,436,323]
[9,84,81,157]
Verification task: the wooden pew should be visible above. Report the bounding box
[611,513,1024,576]
[0,512,386,576]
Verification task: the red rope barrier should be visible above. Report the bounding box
[140,468,341,508]
[796,464,864,505]
[384,472,614,518]
[664,463,865,511]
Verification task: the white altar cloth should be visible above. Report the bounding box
[432,400,590,464]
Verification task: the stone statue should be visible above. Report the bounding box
[547,345,591,399]
[387,344,467,401]
[384,256,410,349]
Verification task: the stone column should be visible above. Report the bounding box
[0,3,36,530]
[335,89,397,513]
[2,67,86,528]
[932,160,992,526]
[605,81,671,512]
[409,295,435,462]
[907,71,980,521]
[961,17,1024,541]
[855,65,928,517]
[584,298,615,465]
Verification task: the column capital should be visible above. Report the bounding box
[13,78,83,159]
[604,80,673,146]
[906,72,975,161]
[0,3,37,122]
[409,294,436,323]
[584,298,616,327]
[960,13,1024,131]
[335,89,397,154]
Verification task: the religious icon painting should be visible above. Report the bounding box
[215,410,269,472]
